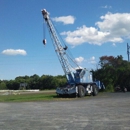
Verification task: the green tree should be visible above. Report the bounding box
[93,55,130,91]
[29,74,40,89]
[0,81,7,90]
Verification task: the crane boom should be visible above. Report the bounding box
[41,9,79,83]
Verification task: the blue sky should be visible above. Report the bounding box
[0,0,130,80]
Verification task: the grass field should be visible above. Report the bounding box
[0,91,78,102]
[0,90,106,102]
[0,91,58,102]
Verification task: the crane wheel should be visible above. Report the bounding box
[78,85,85,97]
[92,85,98,96]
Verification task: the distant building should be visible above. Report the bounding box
[19,83,28,90]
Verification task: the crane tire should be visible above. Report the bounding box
[78,85,85,97]
[92,85,98,96]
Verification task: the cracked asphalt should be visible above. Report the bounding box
[0,92,130,130]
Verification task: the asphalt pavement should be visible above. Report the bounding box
[0,92,130,130]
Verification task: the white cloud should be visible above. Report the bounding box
[2,49,27,56]
[53,15,75,24]
[88,56,96,64]
[90,56,95,60]
[75,56,84,63]
[61,12,130,46]
[112,43,116,46]
[61,25,109,46]
[101,5,112,9]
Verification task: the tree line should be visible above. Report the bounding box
[0,55,130,91]
[92,55,130,92]
[0,75,66,90]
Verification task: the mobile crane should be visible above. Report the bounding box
[41,9,104,97]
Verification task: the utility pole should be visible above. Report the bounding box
[127,43,130,62]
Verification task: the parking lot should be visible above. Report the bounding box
[0,92,130,130]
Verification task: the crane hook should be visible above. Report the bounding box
[43,39,47,45]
